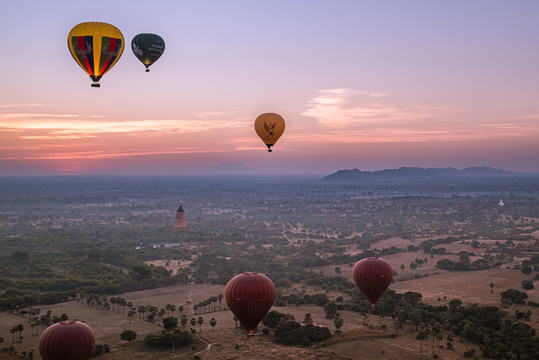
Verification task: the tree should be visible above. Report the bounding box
[522,280,534,290]
[401,264,405,271]
[409,309,422,331]
[501,289,528,304]
[324,301,338,319]
[334,317,344,333]
[334,267,341,274]
[218,294,223,310]
[120,330,137,342]
[490,282,495,293]
[197,316,204,332]
[178,305,184,317]
[163,316,178,330]
[522,266,532,275]
[233,316,238,328]
[138,305,146,320]
[127,310,135,324]
[190,317,197,330]
[417,331,425,353]
[210,317,217,330]
[180,315,188,330]
[263,310,285,329]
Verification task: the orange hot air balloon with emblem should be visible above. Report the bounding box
[353,257,393,308]
[67,22,125,87]
[225,272,275,335]
[39,320,95,360]
[254,113,285,152]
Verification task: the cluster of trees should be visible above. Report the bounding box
[333,289,539,359]
[1,346,34,359]
[144,330,193,349]
[193,294,224,314]
[274,321,331,346]
[261,311,332,346]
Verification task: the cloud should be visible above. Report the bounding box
[0,103,51,108]
[300,88,539,142]
[0,113,250,140]
[302,88,448,127]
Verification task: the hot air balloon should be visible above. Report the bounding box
[352,257,393,308]
[254,113,285,152]
[225,272,275,335]
[132,33,165,72]
[67,22,125,87]
[39,320,95,360]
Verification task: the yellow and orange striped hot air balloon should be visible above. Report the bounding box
[67,22,124,87]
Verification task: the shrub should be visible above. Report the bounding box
[522,280,534,290]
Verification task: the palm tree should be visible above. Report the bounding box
[181,316,188,330]
[178,305,184,317]
[120,298,127,314]
[193,305,198,315]
[190,317,196,331]
[197,316,204,332]
[489,282,494,293]
[138,305,146,320]
[110,297,117,312]
[10,327,16,343]
[127,310,135,324]
[218,294,223,310]
[210,318,217,330]
[17,324,24,343]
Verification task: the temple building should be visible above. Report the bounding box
[175,205,186,229]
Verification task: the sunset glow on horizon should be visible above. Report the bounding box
[1,1,538,175]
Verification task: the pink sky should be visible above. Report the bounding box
[1,1,538,175]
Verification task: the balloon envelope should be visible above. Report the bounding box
[352,257,393,306]
[132,33,165,71]
[67,22,125,87]
[39,320,95,360]
[254,113,285,152]
[225,272,276,334]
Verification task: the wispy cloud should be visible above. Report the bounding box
[0,113,249,140]
[301,88,539,142]
[0,103,49,108]
[302,88,449,127]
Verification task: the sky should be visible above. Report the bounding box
[1,0,538,175]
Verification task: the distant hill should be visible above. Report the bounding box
[197,162,257,174]
[321,166,518,183]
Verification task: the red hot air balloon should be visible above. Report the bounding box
[353,257,393,308]
[39,320,95,360]
[225,272,275,335]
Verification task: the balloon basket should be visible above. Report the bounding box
[91,83,100,88]
[145,69,150,72]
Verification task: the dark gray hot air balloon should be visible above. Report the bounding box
[131,33,165,72]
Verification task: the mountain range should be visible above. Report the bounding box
[321,166,518,183]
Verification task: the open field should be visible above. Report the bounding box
[2,261,539,360]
